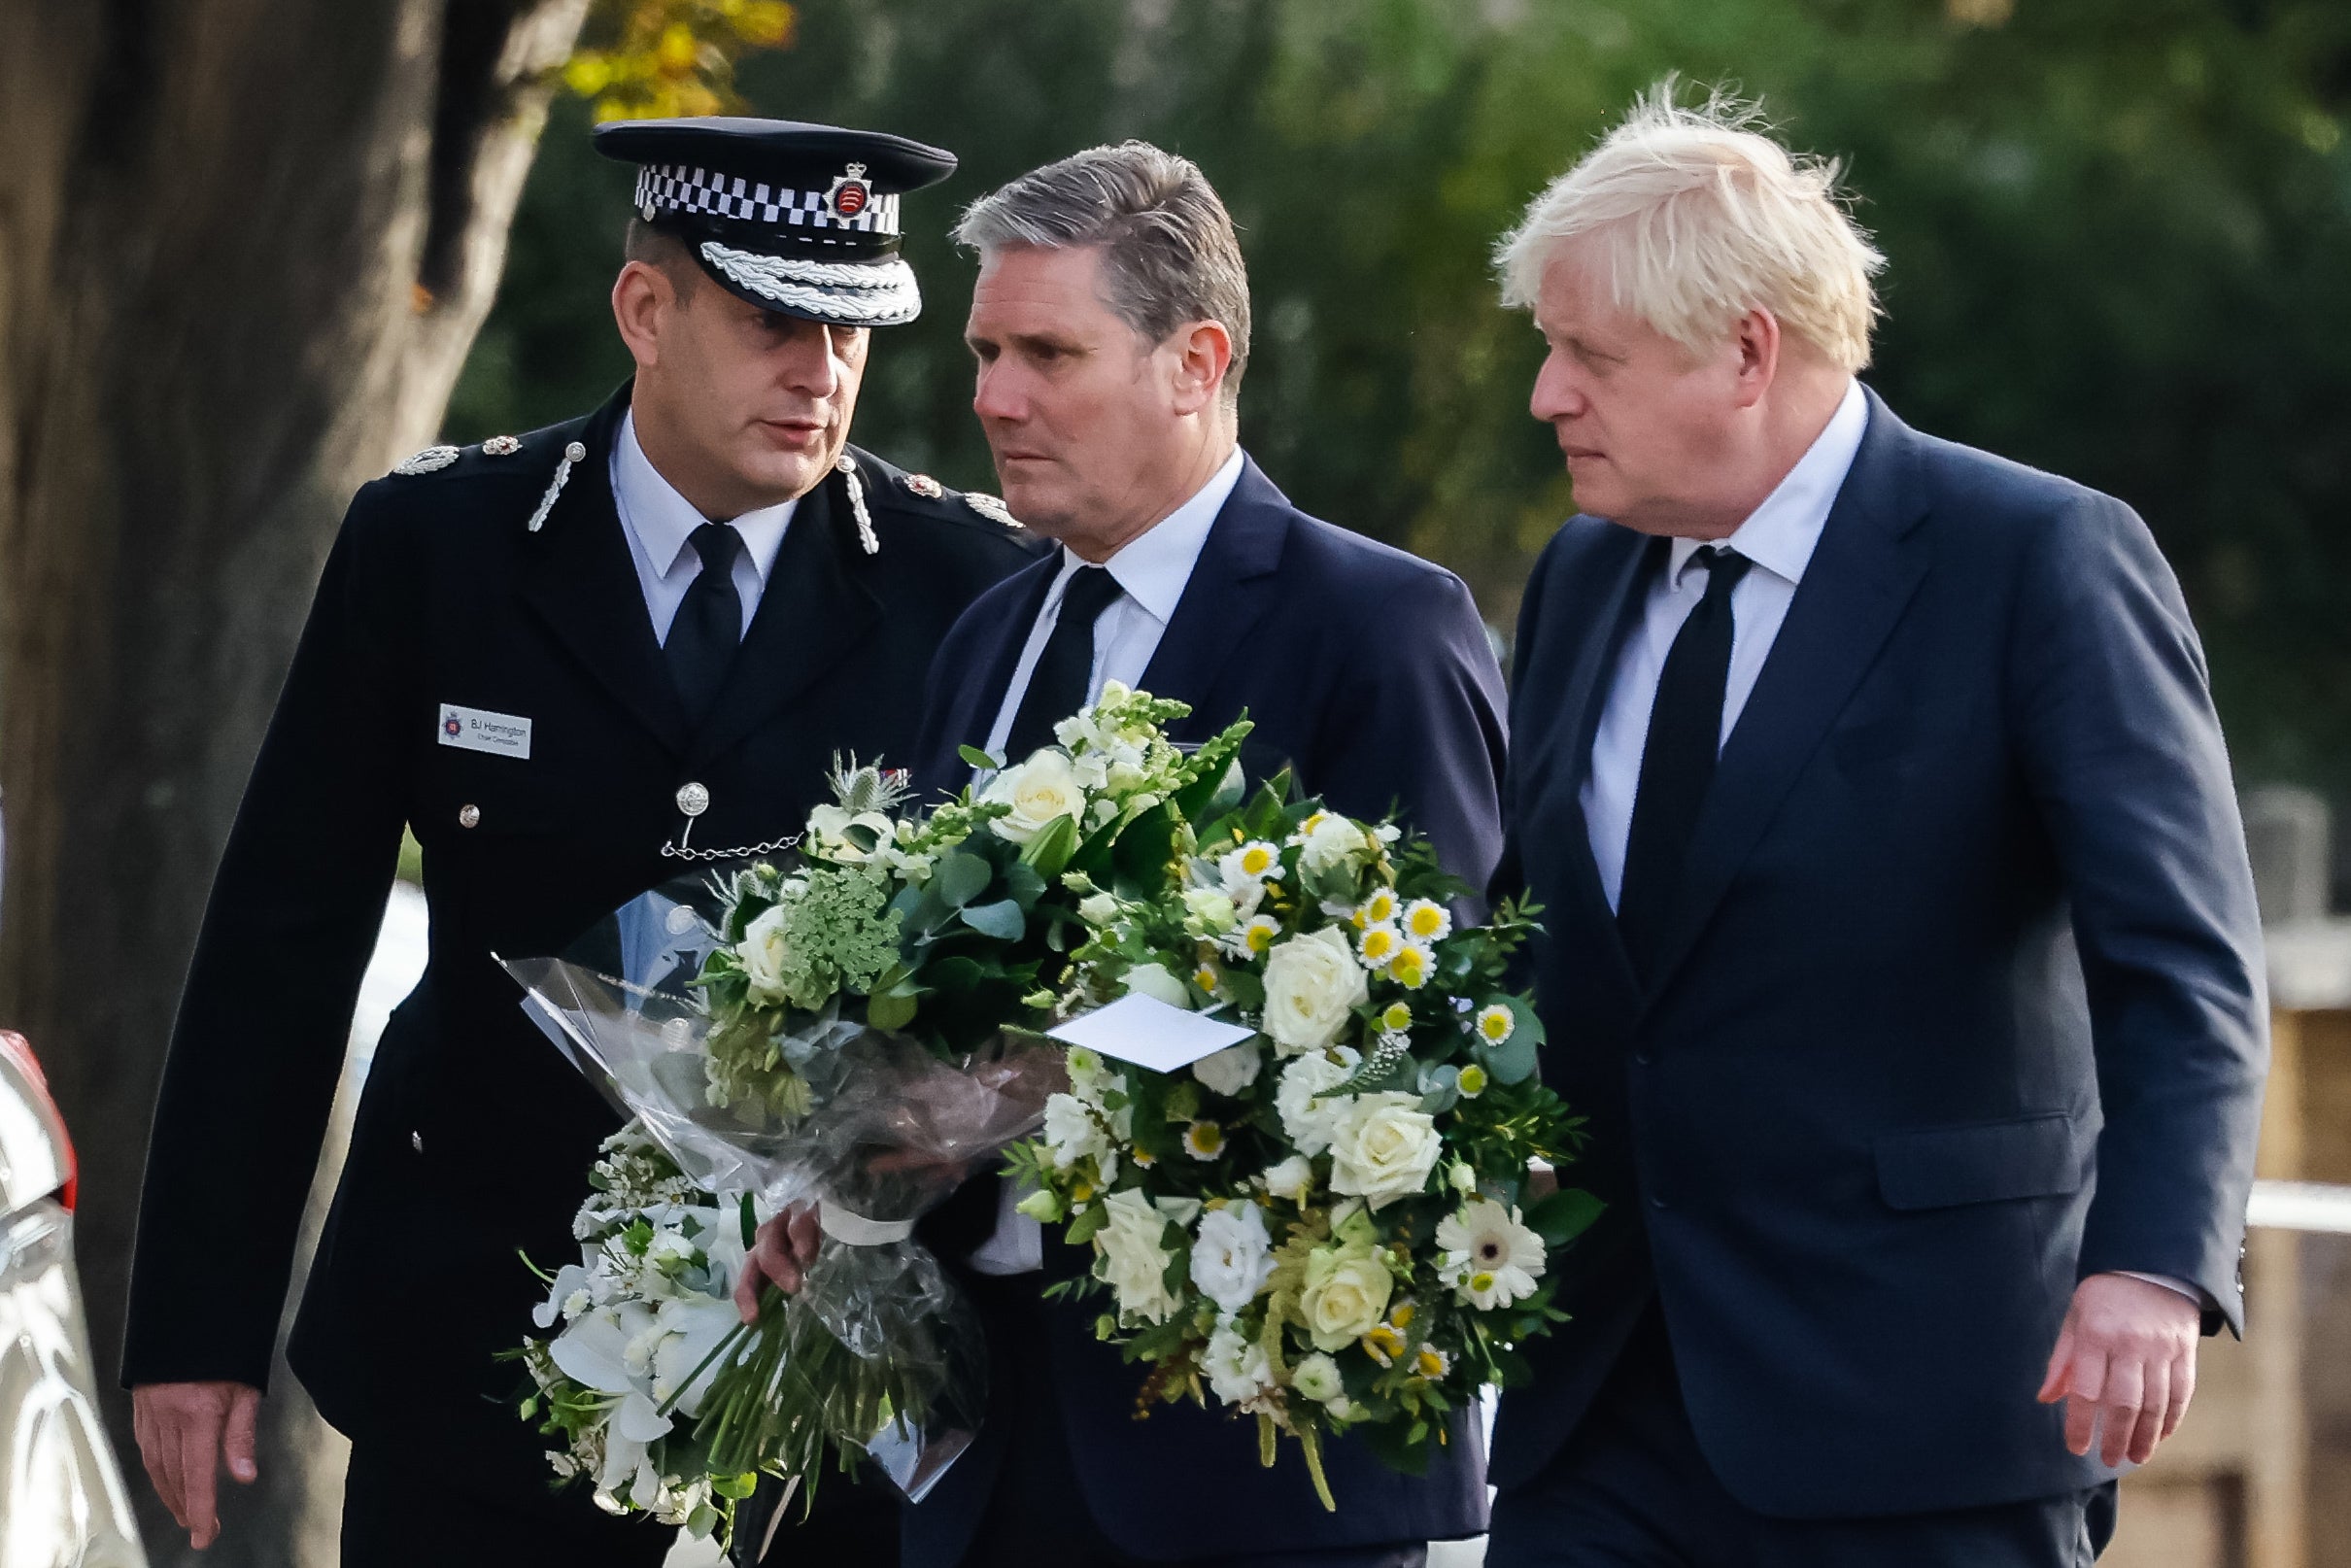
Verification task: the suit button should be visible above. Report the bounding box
[1649,1195,1669,1211]
[1633,1050,1653,1066]
[411,1131,424,1153]
[676,782,711,817]
[458,803,481,829]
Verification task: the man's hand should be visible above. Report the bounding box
[131,1381,261,1550]
[734,1203,822,1322]
[2036,1273,2200,1466]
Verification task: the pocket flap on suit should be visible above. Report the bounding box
[1873,1112,2087,1210]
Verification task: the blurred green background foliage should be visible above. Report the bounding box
[450,0,2351,799]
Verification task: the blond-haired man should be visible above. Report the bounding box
[1485,89,2266,1565]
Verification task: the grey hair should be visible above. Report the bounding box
[954,141,1252,403]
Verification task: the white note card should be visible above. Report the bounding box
[438,702,532,759]
[1048,993,1256,1074]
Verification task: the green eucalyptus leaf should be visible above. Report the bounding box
[959,899,1027,940]
[933,852,993,909]
[959,744,1002,770]
[866,989,919,1031]
[1525,1187,1606,1248]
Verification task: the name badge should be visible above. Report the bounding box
[438,703,532,760]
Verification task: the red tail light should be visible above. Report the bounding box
[0,1030,77,1211]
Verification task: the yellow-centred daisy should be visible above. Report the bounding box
[1387,942,1432,990]
[1403,899,1452,942]
[1185,1120,1226,1160]
[1357,923,1403,967]
[1476,1004,1515,1043]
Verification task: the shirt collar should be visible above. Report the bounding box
[1049,446,1246,622]
[613,410,798,585]
[1668,378,1869,589]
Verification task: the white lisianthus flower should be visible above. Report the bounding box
[1291,1350,1346,1404]
[1295,812,1372,873]
[1326,1092,1443,1210]
[1121,962,1194,1008]
[1203,1318,1276,1407]
[1192,1040,1264,1098]
[1436,1198,1548,1310]
[1041,1092,1115,1176]
[982,748,1085,844]
[1300,1245,1395,1351]
[1094,1189,1182,1324]
[1276,1048,1360,1157]
[1263,1152,1316,1203]
[737,902,793,1005]
[1182,887,1239,935]
[1190,1202,1276,1313]
[1262,927,1369,1054]
[805,804,898,866]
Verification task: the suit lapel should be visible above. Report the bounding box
[1638,391,1932,1002]
[686,465,880,769]
[1531,531,1658,1015]
[1137,456,1288,725]
[516,389,690,756]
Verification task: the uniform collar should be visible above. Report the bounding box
[1668,377,1868,589]
[1049,445,1245,621]
[613,409,798,584]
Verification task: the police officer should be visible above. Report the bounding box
[122,119,1039,1566]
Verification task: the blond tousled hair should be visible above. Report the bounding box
[1496,84,1886,371]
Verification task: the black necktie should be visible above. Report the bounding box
[1003,564,1125,761]
[1617,546,1753,977]
[665,522,745,726]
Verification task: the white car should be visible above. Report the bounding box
[0,1028,148,1567]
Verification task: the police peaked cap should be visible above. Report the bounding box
[594,117,957,328]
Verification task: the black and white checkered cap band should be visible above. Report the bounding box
[634,163,902,241]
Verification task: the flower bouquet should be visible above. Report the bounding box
[1006,780,1599,1504]
[503,691,1254,1544]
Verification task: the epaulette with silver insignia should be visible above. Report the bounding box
[903,473,944,499]
[483,434,522,456]
[392,445,460,476]
[964,492,1021,529]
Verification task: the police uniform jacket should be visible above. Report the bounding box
[123,384,1040,1485]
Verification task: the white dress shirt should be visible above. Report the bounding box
[967,445,1245,1275]
[1579,380,2198,1308]
[1582,378,1868,911]
[610,410,797,645]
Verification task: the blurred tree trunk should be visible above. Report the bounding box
[0,1,591,1560]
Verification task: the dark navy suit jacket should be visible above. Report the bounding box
[1490,389,2267,1518]
[905,453,1509,1562]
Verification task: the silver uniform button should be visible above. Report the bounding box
[676,782,711,817]
[411,1131,424,1153]
[459,803,481,829]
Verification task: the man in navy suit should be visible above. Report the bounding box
[1482,90,2268,1566]
[903,142,1508,1568]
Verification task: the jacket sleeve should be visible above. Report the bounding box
[2007,492,2267,1334]
[1312,567,1510,901]
[123,485,416,1388]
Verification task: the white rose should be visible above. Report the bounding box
[1192,1041,1263,1098]
[983,749,1084,845]
[805,804,897,865]
[1077,892,1120,925]
[1041,1093,1113,1175]
[1094,1189,1181,1324]
[1275,1049,1360,1157]
[1297,813,1372,873]
[1121,963,1194,1008]
[1182,888,1239,935]
[1261,927,1369,1054]
[1189,1202,1276,1314]
[1262,1153,1315,1204]
[1326,1093,1443,1211]
[737,903,793,1004]
[1203,1319,1274,1407]
[1291,1350,1345,1404]
[1300,1246,1394,1352]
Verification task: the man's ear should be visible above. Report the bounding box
[1729,306,1782,410]
[612,260,677,371]
[1166,320,1234,417]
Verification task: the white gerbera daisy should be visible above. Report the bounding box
[1436,1199,1547,1310]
